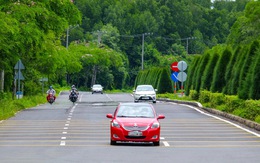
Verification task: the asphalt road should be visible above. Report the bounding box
[0,91,259,163]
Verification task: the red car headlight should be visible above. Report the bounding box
[151,122,160,128]
[111,120,120,128]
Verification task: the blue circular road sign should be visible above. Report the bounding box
[171,72,179,82]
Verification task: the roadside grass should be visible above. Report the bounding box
[157,93,192,101]
[0,87,65,121]
[0,94,46,120]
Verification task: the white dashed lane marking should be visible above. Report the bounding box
[60,104,78,146]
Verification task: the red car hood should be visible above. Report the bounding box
[116,118,156,126]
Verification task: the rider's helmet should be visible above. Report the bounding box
[72,85,75,89]
[49,86,53,89]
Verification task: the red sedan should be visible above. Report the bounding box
[106,103,165,146]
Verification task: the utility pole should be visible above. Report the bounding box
[66,28,69,48]
[141,34,144,70]
[66,25,79,49]
[96,30,107,46]
[181,37,196,54]
[141,33,152,70]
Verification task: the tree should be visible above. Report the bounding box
[227,1,260,46]
[185,55,201,95]
[194,52,210,92]
[0,0,81,94]
[210,46,232,93]
[238,41,259,99]
[201,52,219,91]
[249,48,260,99]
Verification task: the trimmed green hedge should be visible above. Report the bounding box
[134,67,174,93]
[190,90,260,123]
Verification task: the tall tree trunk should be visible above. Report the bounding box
[91,65,97,86]
[0,70,4,92]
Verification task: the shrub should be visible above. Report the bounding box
[209,92,225,108]
[233,108,247,118]
[243,100,260,121]
[189,90,199,100]
[199,90,211,103]
[223,95,244,113]
[255,115,260,123]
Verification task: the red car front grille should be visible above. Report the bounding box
[123,126,149,131]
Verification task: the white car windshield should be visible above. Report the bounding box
[136,86,154,91]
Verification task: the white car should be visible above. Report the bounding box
[91,84,103,94]
[133,85,157,103]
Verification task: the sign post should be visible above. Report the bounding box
[171,72,179,94]
[177,61,187,96]
[14,59,25,99]
[171,62,179,94]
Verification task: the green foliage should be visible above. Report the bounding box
[74,0,244,86]
[223,46,240,94]
[238,40,259,99]
[68,42,127,89]
[243,100,260,121]
[185,55,201,95]
[232,108,247,118]
[200,52,219,91]
[157,68,173,94]
[210,46,232,93]
[255,115,260,124]
[0,94,46,120]
[24,80,41,96]
[134,67,173,93]
[198,90,211,104]
[209,92,225,108]
[229,46,248,94]
[194,52,210,92]
[249,48,260,99]
[223,95,244,113]
[189,90,199,100]
[162,89,260,123]
[0,0,81,95]
[227,1,260,45]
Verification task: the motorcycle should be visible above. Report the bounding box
[47,93,55,105]
[69,90,78,103]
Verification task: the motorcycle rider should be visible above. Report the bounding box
[46,86,56,101]
[69,85,79,99]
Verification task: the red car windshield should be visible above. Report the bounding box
[116,105,155,118]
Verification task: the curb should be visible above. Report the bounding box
[158,98,260,132]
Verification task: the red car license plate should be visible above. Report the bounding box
[128,131,142,136]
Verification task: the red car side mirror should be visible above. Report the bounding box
[106,114,113,119]
[157,115,165,119]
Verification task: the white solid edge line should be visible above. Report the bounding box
[179,103,260,137]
